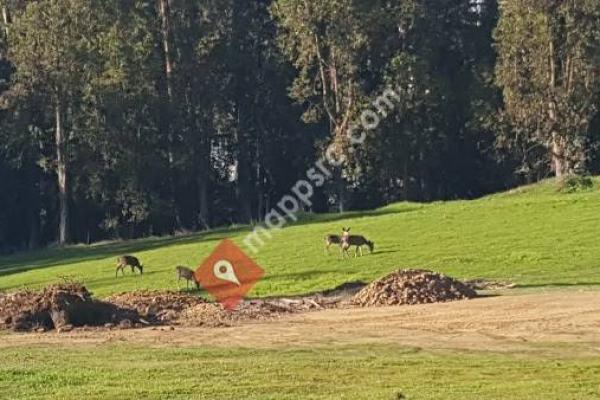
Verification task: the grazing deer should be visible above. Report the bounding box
[341,233,374,258]
[341,227,351,241]
[115,255,144,277]
[176,266,200,290]
[324,234,342,255]
[340,227,351,258]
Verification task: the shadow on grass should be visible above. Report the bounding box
[474,293,502,299]
[0,231,234,279]
[515,282,600,289]
[0,206,413,281]
[369,249,401,256]
[249,280,368,300]
[261,269,338,283]
[289,206,420,229]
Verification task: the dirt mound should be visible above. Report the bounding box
[0,283,346,333]
[179,297,334,327]
[178,302,265,327]
[352,269,476,307]
[0,284,140,332]
[107,291,210,325]
[107,289,347,327]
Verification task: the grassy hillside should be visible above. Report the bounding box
[1,178,600,298]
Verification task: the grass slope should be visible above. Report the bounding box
[1,178,600,298]
[1,345,599,400]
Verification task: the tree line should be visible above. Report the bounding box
[0,0,599,252]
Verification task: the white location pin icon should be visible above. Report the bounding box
[213,259,241,286]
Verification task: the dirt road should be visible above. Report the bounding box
[3,291,600,355]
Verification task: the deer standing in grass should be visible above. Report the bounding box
[176,266,200,290]
[324,234,342,255]
[340,227,351,258]
[340,228,375,258]
[115,255,144,277]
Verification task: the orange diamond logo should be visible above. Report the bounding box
[195,239,265,310]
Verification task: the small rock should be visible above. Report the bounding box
[57,324,73,333]
[119,319,133,329]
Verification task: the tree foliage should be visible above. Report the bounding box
[0,0,599,252]
[495,0,600,177]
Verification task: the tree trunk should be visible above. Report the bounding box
[236,151,254,223]
[197,170,210,230]
[157,0,180,230]
[235,124,254,223]
[27,170,41,250]
[158,0,174,101]
[403,158,409,201]
[552,134,569,177]
[55,101,69,245]
[336,172,345,213]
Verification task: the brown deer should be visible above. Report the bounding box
[341,227,351,241]
[176,266,200,290]
[341,231,374,258]
[115,255,144,277]
[340,227,351,258]
[324,234,342,254]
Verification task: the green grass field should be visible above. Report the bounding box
[1,178,600,298]
[1,344,599,400]
[3,179,600,399]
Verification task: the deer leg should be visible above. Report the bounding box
[359,246,363,257]
[342,246,350,259]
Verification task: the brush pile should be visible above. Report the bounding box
[0,283,346,332]
[0,283,139,332]
[352,269,476,307]
[107,291,210,325]
[179,296,336,327]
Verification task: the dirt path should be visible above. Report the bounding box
[3,291,600,355]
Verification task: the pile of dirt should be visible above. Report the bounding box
[107,288,350,327]
[0,284,140,332]
[106,291,210,325]
[0,283,347,332]
[351,269,477,307]
[179,296,335,327]
[5,273,473,332]
[178,302,264,327]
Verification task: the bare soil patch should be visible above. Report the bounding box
[0,271,503,333]
[2,291,600,357]
[0,284,350,332]
[107,290,341,327]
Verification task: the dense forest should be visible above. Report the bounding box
[0,0,599,252]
